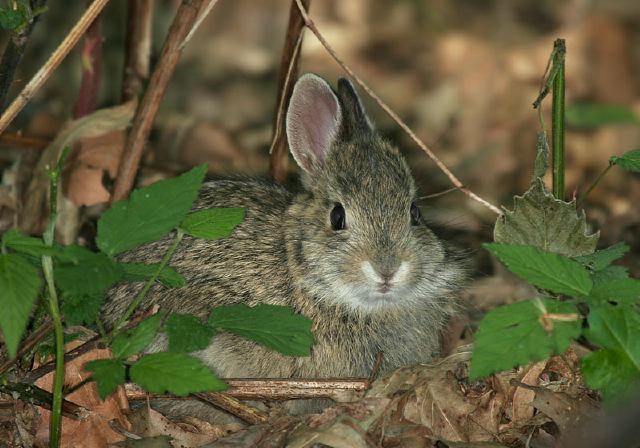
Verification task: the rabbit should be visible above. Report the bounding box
[103,73,467,419]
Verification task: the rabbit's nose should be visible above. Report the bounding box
[374,256,401,281]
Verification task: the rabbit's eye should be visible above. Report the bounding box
[410,202,421,226]
[330,204,346,230]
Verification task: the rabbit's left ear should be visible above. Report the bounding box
[286,73,342,174]
[336,78,374,136]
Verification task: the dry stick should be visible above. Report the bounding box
[180,0,221,50]
[292,0,501,216]
[194,392,269,425]
[0,383,89,421]
[121,0,154,102]
[0,318,53,375]
[0,132,49,149]
[0,0,49,111]
[269,0,311,184]
[111,0,210,203]
[72,6,103,119]
[0,0,110,134]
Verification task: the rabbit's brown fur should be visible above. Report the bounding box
[103,74,466,418]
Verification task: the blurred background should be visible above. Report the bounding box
[1,0,639,281]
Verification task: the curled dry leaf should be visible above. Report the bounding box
[511,361,547,423]
[33,346,131,448]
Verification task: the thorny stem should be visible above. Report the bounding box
[576,163,613,209]
[551,39,566,200]
[110,229,185,335]
[41,146,71,448]
[292,0,500,215]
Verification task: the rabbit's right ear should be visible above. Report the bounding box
[286,73,342,174]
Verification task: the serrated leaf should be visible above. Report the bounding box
[165,314,215,353]
[61,292,104,326]
[588,279,640,306]
[0,254,42,358]
[96,165,207,256]
[179,208,245,240]
[485,244,593,298]
[2,229,63,259]
[0,9,25,30]
[129,353,227,396]
[120,263,185,288]
[84,358,126,400]
[470,298,581,379]
[610,149,640,173]
[581,306,640,402]
[566,103,638,128]
[209,304,314,356]
[494,178,598,257]
[592,265,629,286]
[55,249,123,296]
[574,243,629,271]
[112,314,162,359]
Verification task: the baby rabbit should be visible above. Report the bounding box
[104,73,466,414]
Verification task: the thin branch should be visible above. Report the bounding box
[0,132,49,149]
[0,318,53,375]
[0,0,110,134]
[292,0,501,215]
[0,382,89,421]
[111,0,210,203]
[180,0,221,50]
[194,392,269,425]
[0,0,49,112]
[269,0,311,184]
[73,4,103,119]
[121,0,154,102]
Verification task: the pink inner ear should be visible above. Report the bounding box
[286,74,342,174]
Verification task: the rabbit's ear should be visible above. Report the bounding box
[286,73,342,174]
[337,78,374,136]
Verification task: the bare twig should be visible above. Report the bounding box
[194,392,269,425]
[0,382,89,421]
[0,318,53,375]
[111,0,210,203]
[73,4,103,119]
[0,132,49,149]
[0,0,49,111]
[121,0,154,102]
[269,0,311,184]
[0,0,110,134]
[292,0,501,215]
[180,0,221,49]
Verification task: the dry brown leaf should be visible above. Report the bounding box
[34,347,131,448]
[531,388,601,435]
[511,361,547,423]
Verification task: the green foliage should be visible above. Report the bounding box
[574,242,629,271]
[493,178,598,257]
[60,292,103,326]
[592,265,629,286]
[610,149,640,173]
[55,250,123,296]
[0,8,25,30]
[0,254,42,358]
[111,315,163,359]
[129,353,227,396]
[120,263,185,288]
[470,299,581,379]
[209,304,315,356]
[484,244,592,298]
[84,359,126,400]
[566,103,638,128]
[165,314,215,353]
[582,307,640,402]
[96,164,207,256]
[180,208,245,240]
[588,279,640,306]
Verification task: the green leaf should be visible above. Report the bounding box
[592,265,629,286]
[120,263,185,288]
[0,9,25,30]
[470,299,581,379]
[111,314,163,359]
[494,178,598,257]
[0,253,42,358]
[61,292,104,326]
[2,229,62,259]
[209,304,314,356]
[55,249,123,296]
[485,244,593,298]
[610,149,640,173]
[179,208,245,240]
[581,306,640,402]
[96,165,207,256]
[574,242,629,271]
[84,358,126,400]
[566,103,638,128]
[165,314,216,353]
[129,353,227,396]
[588,279,640,306]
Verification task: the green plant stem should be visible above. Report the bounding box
[110,229,185,335]
[41,146,70,448]
[576,163,613,209]
[551,39,566,200]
